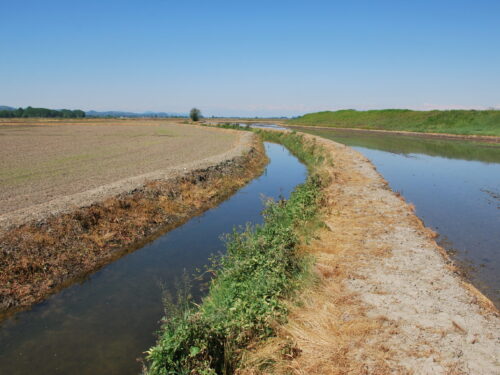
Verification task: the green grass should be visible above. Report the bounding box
[288,109,500,136]
[145,130,326,375]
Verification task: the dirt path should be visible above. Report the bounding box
[243,133,499,374]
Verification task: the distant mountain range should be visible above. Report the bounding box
[0,105,187,118]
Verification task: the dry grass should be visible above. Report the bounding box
[236,136,405,375]
[238,134,500,375]
[0,138,267,317]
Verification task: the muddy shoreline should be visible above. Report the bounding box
[0,132,267,317]
[287,124,500,144]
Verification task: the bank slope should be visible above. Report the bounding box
[0,129,266,316]
[240,132,500,374]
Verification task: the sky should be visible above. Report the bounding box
[1,0,499,117]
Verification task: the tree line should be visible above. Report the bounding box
[0,106,86,118]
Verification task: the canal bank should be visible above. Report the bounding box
[0,141,308,375]
[239,131,500,374]
[294,127,500,307]
[0,129,266,316]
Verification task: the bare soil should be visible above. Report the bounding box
[0,120,238,223]
[0,123,267,317]
[241,133,500,374]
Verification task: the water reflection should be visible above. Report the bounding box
[299,127,500,307]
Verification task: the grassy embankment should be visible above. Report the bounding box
[288,109,500,136]
[146,130,329,374]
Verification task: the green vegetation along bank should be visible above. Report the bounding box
[145,130,328,375]
[288,109,500,136]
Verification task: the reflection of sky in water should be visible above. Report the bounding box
[239,123,288,130]
[300,127,500,306]
[0,143,307,375]
[353,148,500,257]
[354,144,499,305]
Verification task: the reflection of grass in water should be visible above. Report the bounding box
[299,128,500,164]
[288,109,500,136]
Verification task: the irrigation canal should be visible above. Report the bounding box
[0,142,307,375]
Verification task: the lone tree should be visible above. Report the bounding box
[189,108,201,122]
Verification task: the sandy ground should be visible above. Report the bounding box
[243,133,499,374]
[0,121,243,230]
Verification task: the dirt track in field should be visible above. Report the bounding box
[0,120,239,227]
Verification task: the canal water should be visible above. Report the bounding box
[297,127,500,307]
[0,142,307,375]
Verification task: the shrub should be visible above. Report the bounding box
[190,108,202,122]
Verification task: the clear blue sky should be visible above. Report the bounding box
[1,0,499,117]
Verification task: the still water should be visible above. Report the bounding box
[298,128,500,307]
[0,142,307,375]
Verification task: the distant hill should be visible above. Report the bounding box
[0,105,15,111]
[86,110,187,118]
[288,109,500,137]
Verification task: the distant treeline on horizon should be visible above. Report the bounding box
[0,106,86,118]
